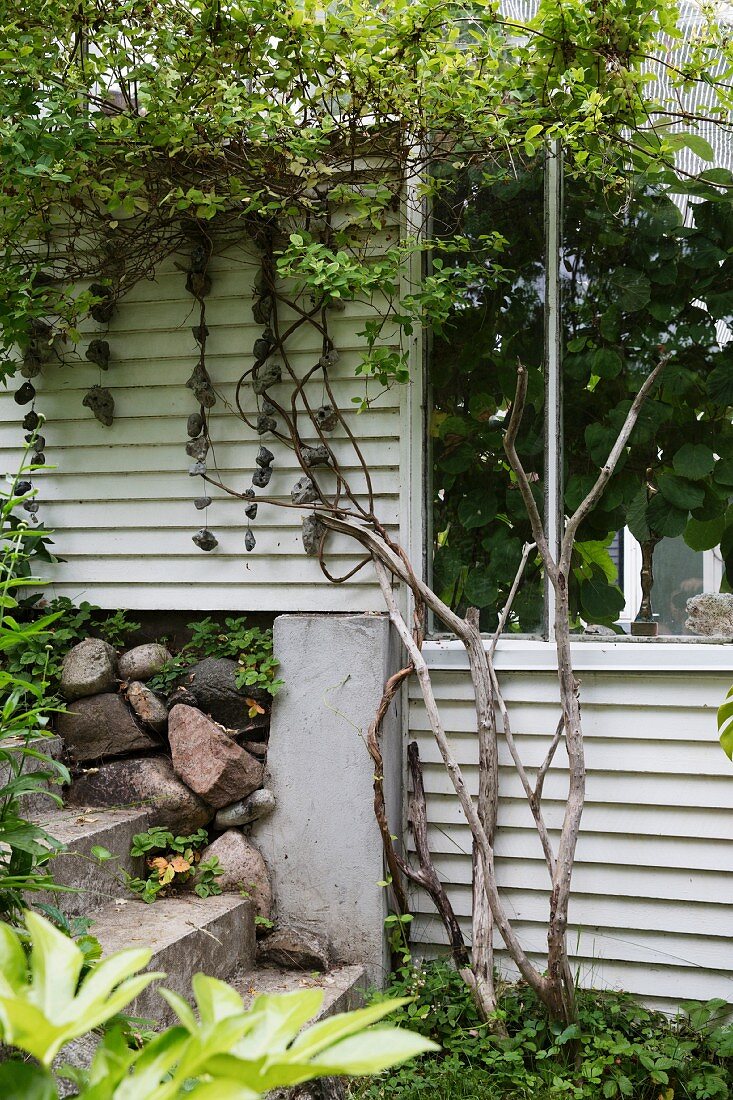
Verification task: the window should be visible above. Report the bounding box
[429,150,733,638]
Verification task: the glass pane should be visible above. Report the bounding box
[429,160,546,634]
[562,167,733,636]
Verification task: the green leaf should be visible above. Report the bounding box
[463,570,498,609]
[609,269,651,312]
[714,458,733,487]
[719,685,733,760]
[708,363,733,407]
[646,493,688,538]
[0,1062,57,1100]
[673,443,715,481]
[578,573,625,624]
[684,514,725,552]
[591,347,622,379]
[626,488,651,543]
[657,473,705,511]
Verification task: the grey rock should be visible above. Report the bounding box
[241,739,268,758]
[583,623,615,636]
[245,529,256,552]
[256,445,274,467]
[118,642,171,683]
[185,436,209,460]
[194,495,212,510]
[314,404,338,431]
[291,476,318,505]
[166,684,198,710]
[192,527,218,551]
[200,830,272,918]
[253,358,282,394]
[15,381,36,405]
[126,681,168,734]
[191,325,208,345]
[180,656,254,731]
[245,502,258,520]
[302,444,330,467]
[82,385,114,426]
[302,514,325,556]
[85,339,110,369]
[89,284,115,324]
[258,926,330,972]
[187,412,204,437]
[186,361,216,407]
[261,399,276,416]
[319,348,340,368]
[214,788,275,829]
[58,693,158,761]
[252,294,272,325]
[252,465,272,488]
[61,637,118,701]
[686,593,733,636]
[257,414,277,435]
[253,330,274,361]
[185,270,212,298]
[189,460,207,477]
[67,755,213,832]
[168,704,263,808]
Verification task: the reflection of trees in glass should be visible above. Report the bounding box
[431,163,546,632]
[563,177,733,631]
[431,165,733,634]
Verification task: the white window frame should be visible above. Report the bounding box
[404,150,733,667]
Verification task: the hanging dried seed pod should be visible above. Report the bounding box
[82,385,114,426]
[194,496,212,510]
[302,514,325,556]
[15,481,31,496]
[22,410,40,431]
[256,414,277,435]
[256,445,274,468]
[189,460,207,477]
[244,488,255,499]
[302,443,330,467]
[314,404,338,431]
[21,353,43,379]
[14,382,36,405]
[25,434,45,450]
[31,452,45,466]
[244,529,256,553]
[189,241,211,273]
[245,501,258,520]
[291,476,318,505]
[187,412,204,438]
[186,361,216,408]
[192,325,209,344]
[326,295,346,313]
[185,436,209,461]
[192,528,218,552]
[85,339,111,369]
[252,466,272,489]
[252,359,282,395]
[261,398,276,416]
[186,271,212,298]
[23,499,39,514]
[89,284,115,324]
[252,328,274,361]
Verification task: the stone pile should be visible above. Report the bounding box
[59,637,277,920]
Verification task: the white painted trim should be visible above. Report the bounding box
[544,142,562,641]
[423,635,733,673]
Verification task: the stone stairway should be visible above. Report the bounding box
[30,801,365,1029]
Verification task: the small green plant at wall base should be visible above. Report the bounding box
[126,827,220,903]
[0,911,437,1098]
[350,961,733,1100]
[149,615,283,702]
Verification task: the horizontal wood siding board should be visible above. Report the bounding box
[408,665,733,1007]
[0,245,403,609]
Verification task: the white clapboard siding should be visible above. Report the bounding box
[0,243,409,609]
[408,659,733,1010]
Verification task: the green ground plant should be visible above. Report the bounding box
[0,433,70,919]
[92,826,223,904]
[350,961,733,1100]
[0,911,437,1099]
[149,615,283,709]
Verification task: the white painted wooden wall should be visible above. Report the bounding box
[409,642,733,1010]
[0,242,405,610]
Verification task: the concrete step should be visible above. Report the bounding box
[34,806,150,917]
[91,893,256,1022]
[234,963,366,1019]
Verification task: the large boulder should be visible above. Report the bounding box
[200,830,272,919]
[60,638,117,701]
[168,704,263,809]
[58,693,159,762]
[178,656,260,732]
[67,755,212,832]
[126,681,168,734]
[214,788,275,830]
[258,926,330,972]
[118,643,172,683]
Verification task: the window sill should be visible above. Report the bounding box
[423,635,733,673]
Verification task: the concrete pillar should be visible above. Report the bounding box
[256,613,402,987]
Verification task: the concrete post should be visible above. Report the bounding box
[255,613,402,987]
